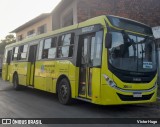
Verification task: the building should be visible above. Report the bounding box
[11,13,52,41]
[51,0,160,29]
[12,0,160,40]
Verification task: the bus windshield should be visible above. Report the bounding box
[108,31,156,72]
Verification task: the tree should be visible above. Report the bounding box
[1,34,16,44]
[0,34,16,54]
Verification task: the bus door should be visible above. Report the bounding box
[3,50,12,80]
[28,45,37,86]
[78,35,95,99]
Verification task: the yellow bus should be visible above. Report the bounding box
[2,15,157,105]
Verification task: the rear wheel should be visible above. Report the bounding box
[58,78,71,105]
[13,74,21,90]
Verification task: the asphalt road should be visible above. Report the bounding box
[0,78,160,127]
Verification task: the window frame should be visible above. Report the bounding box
[40,37,58,60]
[37,24,47,35]
[18,44,29,61]
[57,33,75,59]
[12,47,19,61]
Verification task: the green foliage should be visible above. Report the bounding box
[0,34,16,54]
[1,34,16,44]
[0,42,6,54]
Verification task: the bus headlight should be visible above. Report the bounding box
[103,74,117,88]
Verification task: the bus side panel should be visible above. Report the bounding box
[2,63,7,80]
[18,62,28,86]
[26,63,31,85]
[92,68,101,103]
[9,63,14,83]
[7,64,12,81]
[9,63,13,83]
[55,60,69,91]
[68,63,78,98]
[2,63,12,81]
[45,61,56,93]
[34,76,45,91]
[34,61,46,91]
[34,61,56,92]
[11,62,18,80]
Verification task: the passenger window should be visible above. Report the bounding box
[15,47,19,54]
[41,37,57,59]
[57,33,74,58]
[4,49,8,63]
[90,36,96,63]
[21,45,28,60]
[5,50,12,64]
[17,44,28,60]
[38,40,44,60]
[13,47,19,61]
[93,31,103,66]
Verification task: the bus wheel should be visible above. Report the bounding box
[58,78,71,105]
[13,74,20,90]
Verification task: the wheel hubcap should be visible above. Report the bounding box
[14,77,17,88]
[60,84,68,99]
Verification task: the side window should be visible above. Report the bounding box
[13,47,19,61]
[18,45,23,60]
[93,31,103,66]
[57,33,74,58]
[18,44,28,60]
[41,37,57,59]
[90,36,96,63]
[48,37,57,59]
[4,49,12,63]
[38,40,44,60]
[7,50,12,64]
[4,49,8,63]
[12,48,15,61]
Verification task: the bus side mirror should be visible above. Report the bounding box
[105,33,112,48]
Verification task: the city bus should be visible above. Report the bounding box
[2,15,157,105]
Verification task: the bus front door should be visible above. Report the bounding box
[78,35,95,99]
[2,50,12,81]
[28,45,37,86]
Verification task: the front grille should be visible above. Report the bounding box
[117,93,154,101]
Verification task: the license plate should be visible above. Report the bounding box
[133,92,142,98]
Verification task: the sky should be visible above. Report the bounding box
[0,0,61,40]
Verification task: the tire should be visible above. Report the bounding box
[58,78,71,105]
[13,74,21,90]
